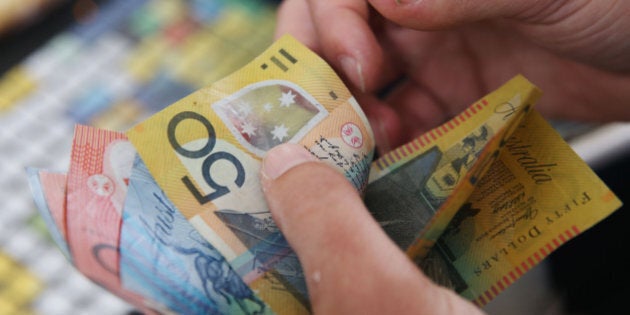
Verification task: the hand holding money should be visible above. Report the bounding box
[260,143,484,314]
[28,35,622,314]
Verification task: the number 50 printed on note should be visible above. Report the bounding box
[127,35,375,314]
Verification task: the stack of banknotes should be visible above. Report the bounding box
[27,35,622,314]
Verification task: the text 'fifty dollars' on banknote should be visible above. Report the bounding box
[422,109,622,306]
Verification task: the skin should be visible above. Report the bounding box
[261,144,485,315]
[275,0,630,153]
[261,1,630,314]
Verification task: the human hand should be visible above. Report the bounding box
[275,0,630,153]
[260,143,486,315]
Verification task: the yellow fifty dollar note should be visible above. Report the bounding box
[365,75,541,258]
[364,76,622,306]
[422,109,622,306]
[127,35,375,314]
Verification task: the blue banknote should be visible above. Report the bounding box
[25,167,72,261]
[119,156,272,315]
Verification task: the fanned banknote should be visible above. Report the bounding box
[26,35,623,314]
[127,34,375,314]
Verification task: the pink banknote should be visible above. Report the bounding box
[65,124,155,313]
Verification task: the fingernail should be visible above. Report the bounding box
[339,55,366,93]
[261,144,318,181]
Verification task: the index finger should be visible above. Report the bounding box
[310,0,384,92]
[274,0,320,51]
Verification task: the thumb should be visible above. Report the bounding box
[260,143,483,314]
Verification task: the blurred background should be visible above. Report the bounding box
[0,1,628,314]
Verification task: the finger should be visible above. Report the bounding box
[260,143,483,314]
[371,0,630,72]
[384,43,488,136]
[307,0,385,92]
[368,0,540,29]
[354,92,405,154]
[385,81,452,139]
[274,0,320,52]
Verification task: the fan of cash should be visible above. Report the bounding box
[27,35,622,314]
